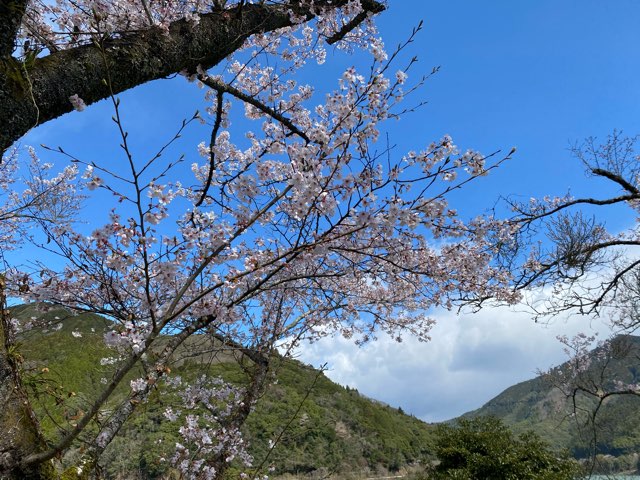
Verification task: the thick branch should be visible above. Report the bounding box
[326,0,385,44]
[0,0,384,153]
[592,168,640,195]
[199,76,311,143]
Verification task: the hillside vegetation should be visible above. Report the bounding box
[12,304,437,479]
[461,335,640,473]
[16,303,628,478]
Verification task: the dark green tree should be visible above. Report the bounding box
[431,416,582,480]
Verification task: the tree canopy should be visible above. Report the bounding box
[431,416,582,480]
[0,0,387,153]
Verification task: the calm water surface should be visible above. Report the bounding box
[589,476,640,479]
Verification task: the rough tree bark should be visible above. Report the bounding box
[0,1,28,59]
[0,0,384,153]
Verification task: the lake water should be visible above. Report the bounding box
[588,476,640,479]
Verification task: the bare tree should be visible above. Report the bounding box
[502,131,640,472]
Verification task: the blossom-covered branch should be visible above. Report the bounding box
[0,0,385,152]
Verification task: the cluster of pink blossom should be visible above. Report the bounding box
[545,332,640,439]
[22,0,213,51]
[165,376,254,479]
[6,2,640,474]
[0,146,81,255]
[556,333,599,378]
[8,49,515,466]
[104,322,150,353]
[520,194,576,216]
[18,0,380,56]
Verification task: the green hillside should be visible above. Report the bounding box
[11,304,437,479]
[460,335,640,471]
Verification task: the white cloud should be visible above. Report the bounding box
[294,303,613,423]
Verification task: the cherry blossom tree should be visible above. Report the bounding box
[0,1,519,478]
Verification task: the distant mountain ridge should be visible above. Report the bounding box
[11,303,437,479]
[15,302,640,477]
[459,335,640,459]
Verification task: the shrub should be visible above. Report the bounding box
[431,416,582,480]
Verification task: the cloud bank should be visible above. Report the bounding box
[294,304,613,422]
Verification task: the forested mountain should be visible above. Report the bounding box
[461,335,640,472]
[12,304,436,479]
[16,302,640,478]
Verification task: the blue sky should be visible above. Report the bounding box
[378,1,640,218]
[16,1,640,421]
[296,0,640,421]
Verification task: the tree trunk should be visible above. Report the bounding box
[0,279,56,479]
